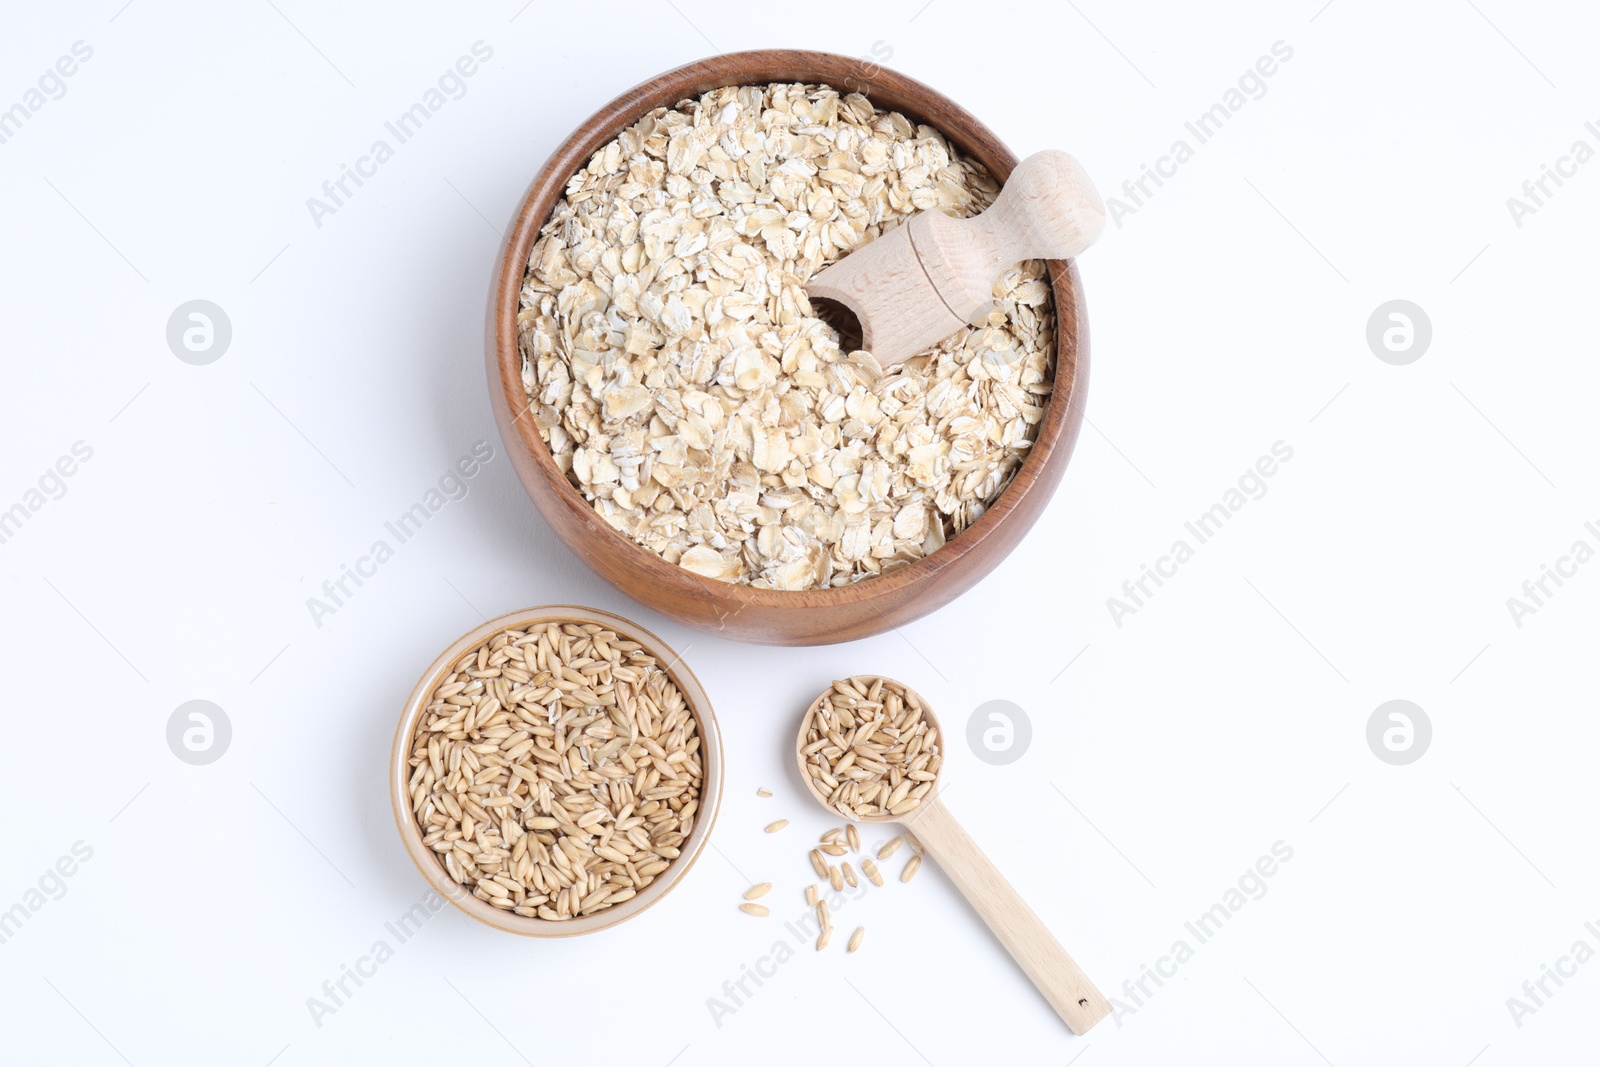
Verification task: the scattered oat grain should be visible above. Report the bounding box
[809,849,829,879]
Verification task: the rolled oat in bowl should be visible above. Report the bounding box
[403,620,702,921]
[518,82,1055,591]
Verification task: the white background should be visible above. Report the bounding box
[2,1,1596,1064]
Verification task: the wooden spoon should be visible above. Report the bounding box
[805,150,1105,368]
[795,676,1111,1034]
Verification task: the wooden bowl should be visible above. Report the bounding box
[487,50,1090,645]
[389,605,723,937]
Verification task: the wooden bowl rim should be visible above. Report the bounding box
[389,604,723,937]
[794,673,941,824]
[490,48,1086,611]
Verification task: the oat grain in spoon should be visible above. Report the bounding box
[799,676,941,820]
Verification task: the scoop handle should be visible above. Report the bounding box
[904,795,1111,1034]
[915,150,1106,324]
[977,150,1106,262]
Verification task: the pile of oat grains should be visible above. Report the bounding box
[404,620,702,920]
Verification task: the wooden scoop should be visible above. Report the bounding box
[806,150,1106,367]
[796,676,1111,1034]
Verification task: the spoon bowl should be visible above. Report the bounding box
[795,675,942,823]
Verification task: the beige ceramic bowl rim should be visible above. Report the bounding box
[389,604,723,937]
[794,674,942,824]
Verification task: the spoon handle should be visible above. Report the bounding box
[905,796,1111,1034]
